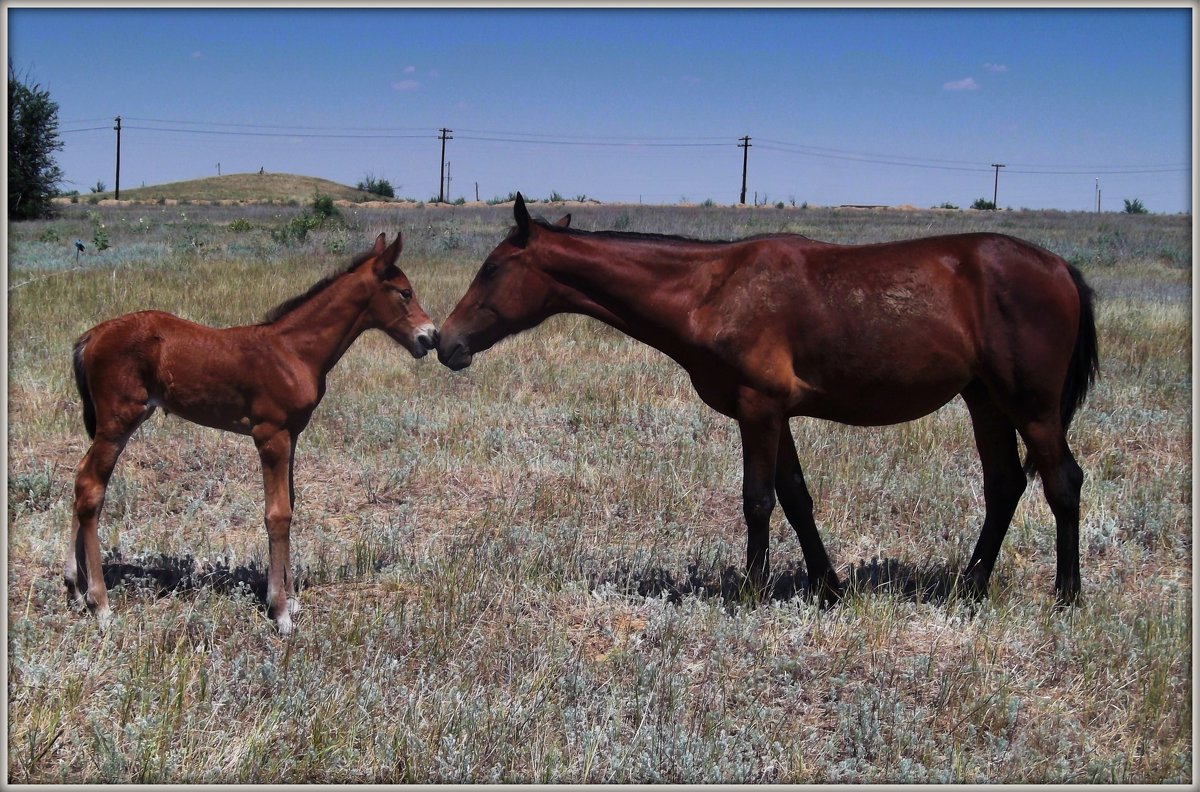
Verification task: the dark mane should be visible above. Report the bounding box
[259,249,374,324]
[531,218,808,246]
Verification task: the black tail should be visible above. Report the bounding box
[1024,264,1099,476]
[73,334,97,440]
[1061,265,1100,433]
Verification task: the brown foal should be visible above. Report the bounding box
[68,232,437,634]
[437,195,1098,607]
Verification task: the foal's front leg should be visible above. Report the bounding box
[254,426,298,635]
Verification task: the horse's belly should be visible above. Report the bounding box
[792,351,973,426]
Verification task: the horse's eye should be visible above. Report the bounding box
[481,261,498,277]
[399,288,412,300]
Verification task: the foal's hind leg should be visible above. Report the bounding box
[775,428,842,606]
[68,403,153,627]
[1019,418,1085,606]
[960,384,1027,600]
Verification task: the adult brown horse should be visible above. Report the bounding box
[69,232,437,634]
[438,195,1098,607]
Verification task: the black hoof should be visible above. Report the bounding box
[813,573,843,610]
[956,568,990,602]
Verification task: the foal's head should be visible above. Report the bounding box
[359,232,438,358]
[437,193,570,370]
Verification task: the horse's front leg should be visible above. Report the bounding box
[736,398,784,598]
[254,426,298,635]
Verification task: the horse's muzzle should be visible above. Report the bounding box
[437,339,473,371]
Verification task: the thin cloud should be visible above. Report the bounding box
[191,51,203,59]
[943,77,980,91]
[984,63,1009,72]
[403,65,417,74]
[392,79,420,91]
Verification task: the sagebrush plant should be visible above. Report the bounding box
[6,202,1191,782]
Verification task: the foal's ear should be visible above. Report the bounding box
[374,231,403,276]
[371,232,388,256]
[554,213,571,228]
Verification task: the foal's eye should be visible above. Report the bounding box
[399,288,413,300]
[481,261,498,277]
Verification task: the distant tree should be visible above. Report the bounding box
[1123,198,1149,215]
[357,173,395,199]
[90,181,107,194]
[971,198,997,210]
[8,61,64,220]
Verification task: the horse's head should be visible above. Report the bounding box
[361,232,438,358]
[437,193,570,370]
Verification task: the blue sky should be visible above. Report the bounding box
[8,6,1193,212]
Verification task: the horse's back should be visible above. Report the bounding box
[718,231,1080,425]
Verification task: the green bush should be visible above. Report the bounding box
[971,198,997,210]
[1123,198,1149,215]
[356,174,395,199]
[311,193,338,220]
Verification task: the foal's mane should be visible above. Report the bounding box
[260,249,374,325]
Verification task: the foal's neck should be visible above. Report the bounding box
[269,270,373,377]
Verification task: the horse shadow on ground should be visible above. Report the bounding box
[99,549,966,613]
[98,549,397,611]
[101,550,271,605]
[589,556,966,607]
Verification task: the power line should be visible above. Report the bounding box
[456,134,727,148]
[121,115,433,133]
[59,114,1191,174]
[122,125,432,140]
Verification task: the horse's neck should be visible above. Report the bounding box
[270,274,371,376]
[548,236,706,357]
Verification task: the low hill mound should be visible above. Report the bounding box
[87,172,393,204]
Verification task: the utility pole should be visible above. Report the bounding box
[113,115,122,200]
[438,128,453,203]
[738,136,751,205]
[445,160,452,202]
[1095,178,1101,213]
[475,182,479,202]
[990,163,1005,209]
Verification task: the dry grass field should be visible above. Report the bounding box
[6,199,1192,782]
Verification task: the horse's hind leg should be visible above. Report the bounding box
[1019,418,1084,606]
[775,427,841,606]
[960,383,1027,600]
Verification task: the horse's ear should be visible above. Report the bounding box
[554,213,571,228]
[514,192,531,237]
[371,232,387,256]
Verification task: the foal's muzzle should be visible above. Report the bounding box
[411,326,439,358]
